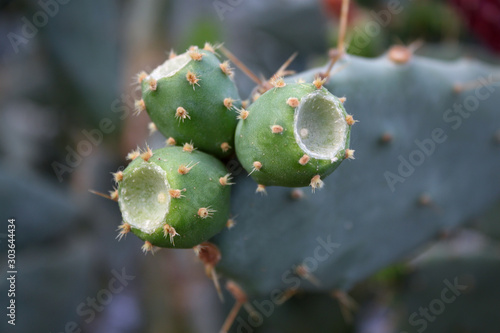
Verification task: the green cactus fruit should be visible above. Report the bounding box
[115,145,232,251]
[137,44,241,158]
[235,79,354,190]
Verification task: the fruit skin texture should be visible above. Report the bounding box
[142,49,241,158]
[118,146,231,249]
[235,83,351,187]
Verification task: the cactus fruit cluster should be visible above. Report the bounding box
[96,43,355,255]
[93,38,359,330]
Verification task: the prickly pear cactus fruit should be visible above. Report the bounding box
[235,81,353,190]
[115,145,232,250]
[138,45,241,158]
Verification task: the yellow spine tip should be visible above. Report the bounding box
[186,71,201,89]
[220,60,234,77]
[169,189,185,198]
[203,42,215,53]
[166,137,176,146]
[112,171,123,182]
[182,142,195,153]
[198,207,216,219]
[253,161,262,171]
[141,241,155,254]
[177,162,198,175]
[109,189,119,201]
[140,146,153,161]
[236,108,249,120]
[221,142,231,152]
[148,122,157,135]
[126,148,140,161]
[136,71,148,85]
[148,78,157,91]
[116,222,131,241]
[175,106,191,122]
[345,115,358,126]
[255,184,267,195]
[133,99,146,116]
[223,97,234,109]
[226,218,236,229]
[313,76,327,89]
[189,49,204,61]
[163,224,180,245]
[219,173,234,186]
[345,149,355,160]
[310,175,324,193]
[270,75,286,88]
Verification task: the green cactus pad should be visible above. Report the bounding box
[117,146,231,249]
[235,83,352,188]
[141,46,241,158]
